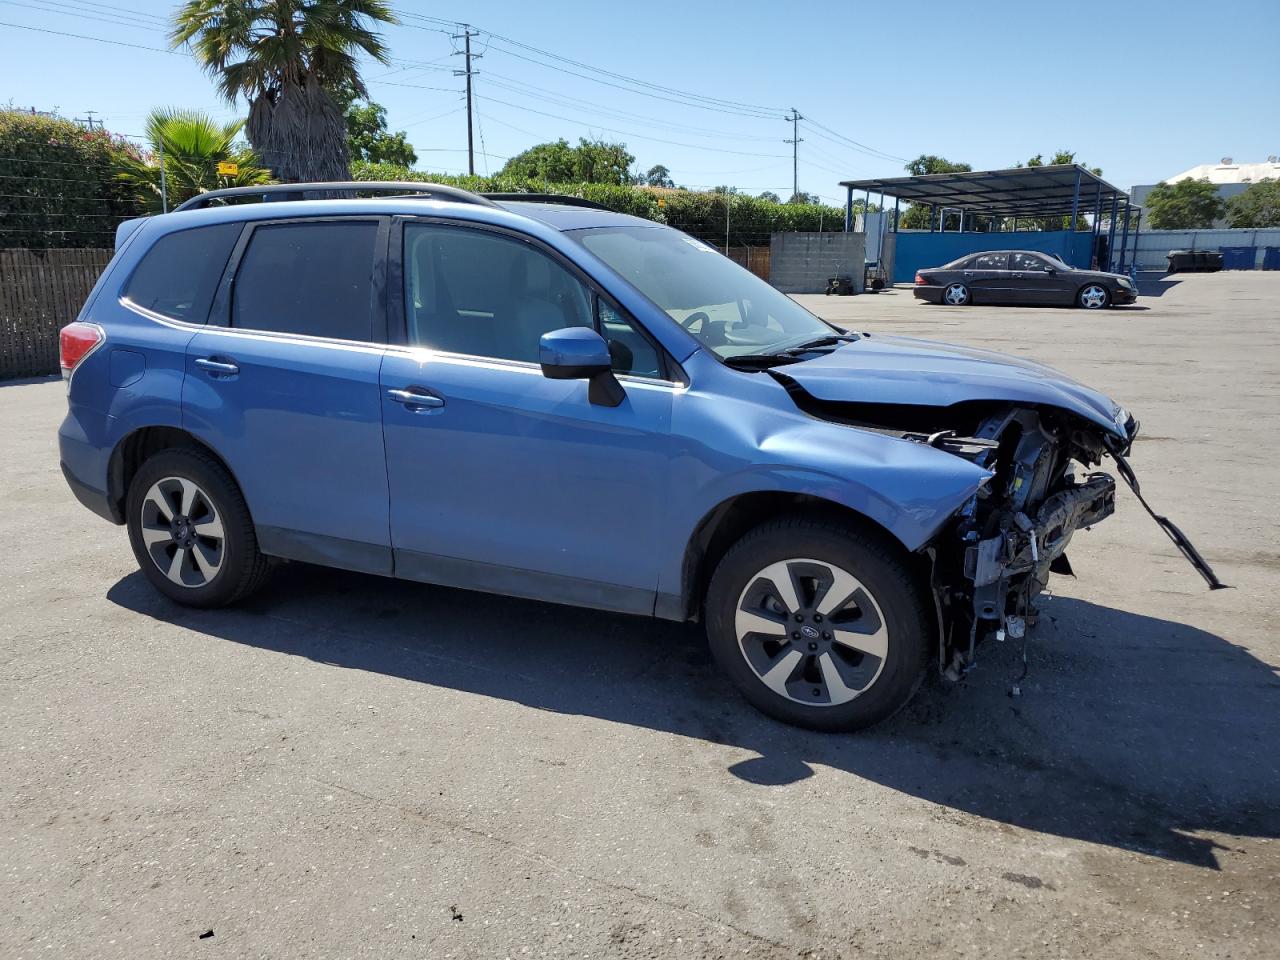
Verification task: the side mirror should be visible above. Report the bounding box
[539,327,625,407]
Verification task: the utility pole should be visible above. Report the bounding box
[452,25,481,176]
[74,110,100,131]
[783,108,803,201]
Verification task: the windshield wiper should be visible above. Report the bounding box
[783,333,862,355]
[723,353,802,369]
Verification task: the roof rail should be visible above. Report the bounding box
[481,193,610,211]
[172,181,500,212]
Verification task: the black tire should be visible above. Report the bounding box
[126,447,270,607]
[705,515,932,732]
[942,282,971,306]
[1076,283,1110,309]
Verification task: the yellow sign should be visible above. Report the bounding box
[216,161,239,176]
[657,198,666,207]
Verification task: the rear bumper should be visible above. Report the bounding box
[60,461,120,523]
[58,404,122,524]
[913,286,942,303]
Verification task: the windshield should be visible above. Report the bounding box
[572,226,837,358]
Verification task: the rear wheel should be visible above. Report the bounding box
[126,448,270,607]
[1077,283,1110,309]
[942,282,971,306]
[706,517,932,731]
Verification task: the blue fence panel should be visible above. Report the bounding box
[892,231,1094,283]
[1263,247,1280,271]
[1219,246,1257,270]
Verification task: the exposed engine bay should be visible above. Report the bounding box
[774,373,1226,678]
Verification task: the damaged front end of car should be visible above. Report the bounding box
[775,370,1225,678]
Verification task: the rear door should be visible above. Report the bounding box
[965,252,1012,302]
[182,216,394,574]
[1008,251,1073,303]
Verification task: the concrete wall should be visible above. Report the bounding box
[769,232,866,293]
[1118,228,1280,270]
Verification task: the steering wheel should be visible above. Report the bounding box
[680,311,711,334]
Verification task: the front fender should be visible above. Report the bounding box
[691,421,990,552]
[657,358,993,609]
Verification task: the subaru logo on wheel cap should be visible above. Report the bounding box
[800,625,819,639]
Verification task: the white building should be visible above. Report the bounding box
[1131,157,1280,226]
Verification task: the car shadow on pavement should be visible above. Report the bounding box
[108,564,1279,870]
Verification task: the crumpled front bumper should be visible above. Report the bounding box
[965,473,1117,613]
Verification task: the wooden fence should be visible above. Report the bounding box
[0,248,112,379]
[726,245,770,282]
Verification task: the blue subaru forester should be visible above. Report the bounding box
[58,182,1219,730]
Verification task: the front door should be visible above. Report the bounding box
[380,219,675,615]
[1008,251,1073,303]
[182,216,393,574]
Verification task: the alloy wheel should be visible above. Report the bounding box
[734,558,889,706]
[944,283,969,305]
[1080,284,1108,309]
[138,476,225,587]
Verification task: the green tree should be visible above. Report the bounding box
[171,0,396,183]
[642,164,674,188]
[899,155,970,229]
[116,108,271,213]
[1145,178,1227,229]
[1226,179,1280,227]
[787,191,819,205]
[343,98,416,166]
[1018,150,1102,176]
[757,190,780,203]
[905,154,971,177]
[498,138,635,185]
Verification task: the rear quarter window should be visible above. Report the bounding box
[231,220,379,342]
[122,222,242,323]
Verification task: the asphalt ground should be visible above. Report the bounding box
[2,270,1277,959]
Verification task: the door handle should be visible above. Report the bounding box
[387,387,444,410]
[195,357,239,376]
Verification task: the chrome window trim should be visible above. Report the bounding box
[120,297,389,356]
[383,342,684,390]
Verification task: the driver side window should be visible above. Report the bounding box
[1011,252,1051,272]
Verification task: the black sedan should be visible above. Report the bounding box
[913,250,1138,309]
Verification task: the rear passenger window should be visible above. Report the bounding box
[232,220,379,341]
[123,222,241,323]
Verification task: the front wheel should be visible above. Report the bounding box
[705,517,932,731]
[942,282,971,306]
[126,448,270,607]
[1077,283,1110,309]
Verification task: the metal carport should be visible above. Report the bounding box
[840,164,1140,281]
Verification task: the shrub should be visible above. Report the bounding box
[349,161,844,244]
[0,110,142,248]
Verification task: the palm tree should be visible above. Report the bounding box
[170,0,396,182]
[117,108,272,213]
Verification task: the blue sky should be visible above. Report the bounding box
[3,0,1277,202]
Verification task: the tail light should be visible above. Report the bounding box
[59,322,104,380]
[914,272,927,285]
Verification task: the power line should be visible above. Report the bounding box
[474,94,791,160]
[0,18,183,53]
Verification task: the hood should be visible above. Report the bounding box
[783,335,1126,437]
